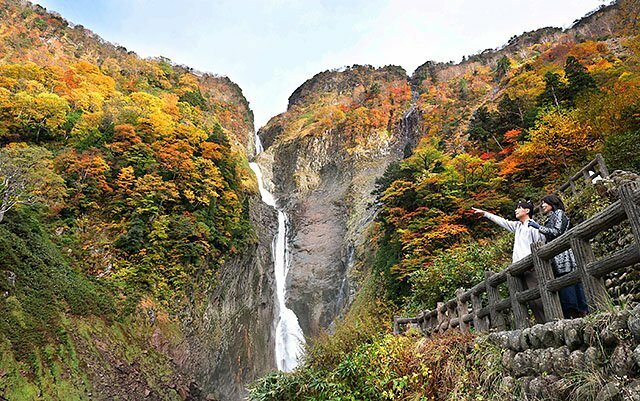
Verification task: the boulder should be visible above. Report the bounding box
[564,318,585,349]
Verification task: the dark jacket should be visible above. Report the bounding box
[539,209,576,275]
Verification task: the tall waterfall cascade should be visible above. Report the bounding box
[249,134,305,372]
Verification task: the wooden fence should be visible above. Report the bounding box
[557,154,609,197]
[393,179,640,337]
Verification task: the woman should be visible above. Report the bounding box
[528,194,588,318]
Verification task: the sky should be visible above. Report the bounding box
[35,0,609,129]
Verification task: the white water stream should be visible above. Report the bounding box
[249,135,305,372]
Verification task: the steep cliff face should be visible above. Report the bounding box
[257,65,419,336]
[181,196,277,401]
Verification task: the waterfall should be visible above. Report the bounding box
[249,134,305,372]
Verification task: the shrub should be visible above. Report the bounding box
[407,235,512,313]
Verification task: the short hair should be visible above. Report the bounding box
[517,199,535,218]
[541,194,566,211]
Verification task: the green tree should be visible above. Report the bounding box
[538,72,568,107]
[495,56,511,80]
[564,56,597,101]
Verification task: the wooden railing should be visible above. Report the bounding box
[557,154,609,197]
[394,181,640,336]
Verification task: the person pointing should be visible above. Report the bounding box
[472,200,546,323]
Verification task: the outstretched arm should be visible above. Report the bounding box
[472,207,518,233]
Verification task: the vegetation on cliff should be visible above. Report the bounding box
[0,0,255,397]
[260,65,412,159]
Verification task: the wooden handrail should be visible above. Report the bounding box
[557,154,609,194]
[394,180,640,337]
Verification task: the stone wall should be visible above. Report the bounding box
[484,305,640,400]
[592,170,640,307]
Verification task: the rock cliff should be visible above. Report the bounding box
[257,65,420,336]
[181,196,278,401]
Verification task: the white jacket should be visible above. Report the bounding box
[483,211,545,263]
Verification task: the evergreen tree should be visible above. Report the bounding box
[495,56,511,80]
[564,56,597,101]
[538,71,568,107]
[467,106,497,152]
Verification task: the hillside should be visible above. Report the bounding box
[0,0,276,399]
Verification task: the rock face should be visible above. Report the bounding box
[181,196,278,401]
[257,65,419,337]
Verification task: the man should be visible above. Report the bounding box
[472,200,546,323]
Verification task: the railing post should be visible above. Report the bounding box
[507,272,529,329]
[596,154,609,178]
[531,242,564,322]
[447,300,457,330]
[437,302,446,334]
[471,291,487,333]
[393,317,400,335]
[571,237,608,311]
[456,289,469,333]
[582,169,592,186]
[569,179,577,196]
[620,182,640,250]
[485,271,506,331]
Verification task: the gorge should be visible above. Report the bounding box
[1,0,639,400]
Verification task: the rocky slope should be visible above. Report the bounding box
[180,197,277,401]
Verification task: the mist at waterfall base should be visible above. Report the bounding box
[249,136,306,372]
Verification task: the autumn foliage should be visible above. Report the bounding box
[0,0,254,303]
